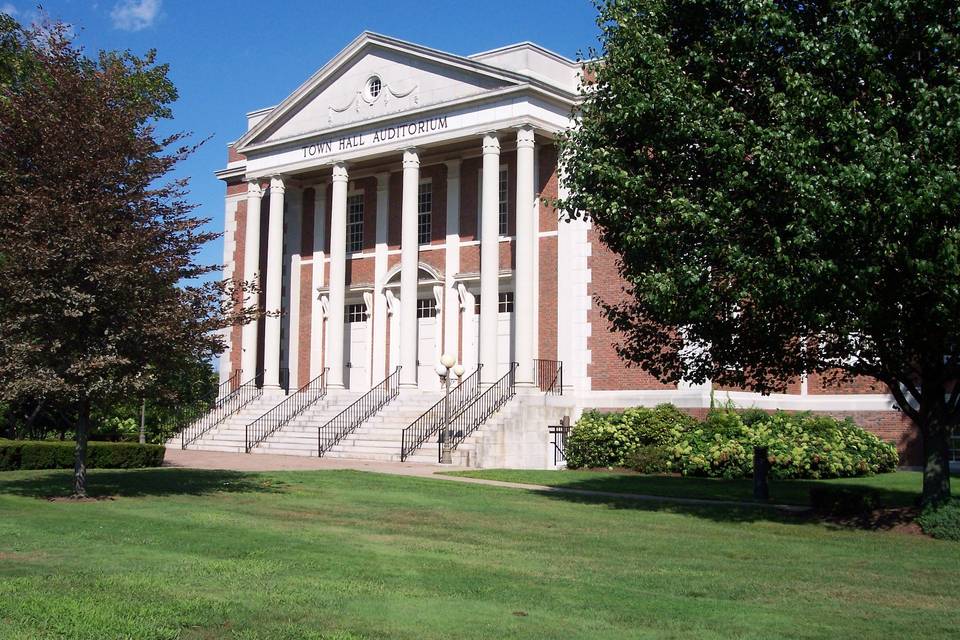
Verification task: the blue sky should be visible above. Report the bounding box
[1,0,600,278]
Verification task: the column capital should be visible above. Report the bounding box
[269,175,285,194]
[482,133,500,155]
[331,163,349,183]
[247,180,263,197]
[375,172,390,191]
[516,125,536,149]
[402,148,420,169]
[444,158,462,179]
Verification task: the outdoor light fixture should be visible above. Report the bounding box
[436,353,459,464]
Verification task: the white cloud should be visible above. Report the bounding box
[1,3,18,17]
[110,0,161,32]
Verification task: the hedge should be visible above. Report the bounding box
[0,440,165,471]
[565,405,900,480]
[918,499,960,541]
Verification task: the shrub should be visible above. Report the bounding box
[809,486,883,516]
[918,499,960,541]
[568,404,900,479]
[0,440,165,471]
[624,445,672,473]
[566,405,694,469]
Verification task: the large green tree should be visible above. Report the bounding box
[559,0,960,504]
[0,20,251,496]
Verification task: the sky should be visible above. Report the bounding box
[1,0,601,278]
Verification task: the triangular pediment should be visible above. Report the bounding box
[238,33,525,151]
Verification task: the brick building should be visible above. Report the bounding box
[208,32,934,467]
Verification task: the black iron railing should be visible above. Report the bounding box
[400,365,483,461]
[549,416,572,465]
[244,368,328,452]
[533,359,563,395]
[444,363,517,459]
[179,370,263,449]
[317,367,402,457]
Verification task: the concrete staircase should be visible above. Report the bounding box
[170,383,569,469]
[171,390,287,453]
[249,389,365,456]
[321,390,444,462]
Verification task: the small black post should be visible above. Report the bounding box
[753,446,770,501]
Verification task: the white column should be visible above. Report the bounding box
[287,188,303,389]
[263,176,285,388]
[399,148,420,387]
[326,163,349,389]
[514,126,536,385]
[309,184,327,380]
[444,159,461,377]
[372,173,390,382]
[480,133,501,384]
[241,180,263,380]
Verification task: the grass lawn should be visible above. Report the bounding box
[442,468,931,507]
[0,468,957,639]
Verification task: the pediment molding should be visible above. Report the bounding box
[235,32,578,155]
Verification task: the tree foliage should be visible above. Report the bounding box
[0,19,252,495]
[558,0,960,503]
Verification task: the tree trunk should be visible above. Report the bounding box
[918,405,952,506]
[73,398,90,498]
[753,446,770,501]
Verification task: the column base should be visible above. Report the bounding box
[326,382,346,390]
[399,381,419,389]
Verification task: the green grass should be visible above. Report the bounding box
[442,469,929,507]
[0,468,957,639]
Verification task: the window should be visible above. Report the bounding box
[345,303,365,323]
[366,76,382,100]
[346,194,363,252]
[417,298,437,319]
[478,167,509,238]
[498,167,508,235]
[473,293,514,313]
[418,181,432,245]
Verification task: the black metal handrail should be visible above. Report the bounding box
[443,362,518,460]
[400,365,483,461]
[317,367,402,457]
[179,370,263,449]
[533,359,563,395]
[244,368,329,452]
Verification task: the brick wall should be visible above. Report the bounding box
[587,227,675,391]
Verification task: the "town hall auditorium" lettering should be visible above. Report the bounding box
[302,115,448,158]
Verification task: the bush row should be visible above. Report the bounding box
[0,439,165,471]
[565,406,899,479]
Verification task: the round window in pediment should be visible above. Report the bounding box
[365,75,382,101]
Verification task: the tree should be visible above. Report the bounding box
[558,0,960,505]
[0,20,252,496]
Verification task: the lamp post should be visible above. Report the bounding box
[436,353,465,464]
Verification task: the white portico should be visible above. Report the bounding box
[218,32,580,394]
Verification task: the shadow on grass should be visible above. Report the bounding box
[504,473,928,531]
[0,468,285,499]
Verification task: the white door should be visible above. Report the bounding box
[497,309,514,378]
[417,315,440,391]
[344,320,368,391]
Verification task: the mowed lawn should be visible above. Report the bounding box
[0,468,957,640]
